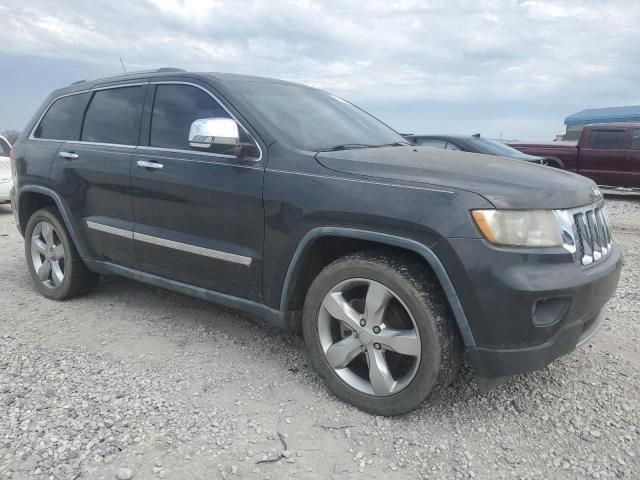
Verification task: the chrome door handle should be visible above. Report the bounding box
[137,160,164,170]
[59,151,79,160]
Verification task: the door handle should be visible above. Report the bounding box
[59,151,79,160]
[137,160,164,170]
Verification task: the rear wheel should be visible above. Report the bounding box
[302,251,461,415]
[25,207,98,300]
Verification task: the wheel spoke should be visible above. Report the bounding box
[31,237,47,255]
[37,260,52,282]
[52,244,65,260]
[365,281,392,326]
[322,292,361,330]
[41,223,54,247]
[51,261,64,286]
[377,328,420,356]
[325,336,361,369]
[368,349,396,395]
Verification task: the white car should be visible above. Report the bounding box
[0,135,12,204]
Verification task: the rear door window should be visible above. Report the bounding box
[589,130,626,149]
[631,129,640,149]
[81,86,146,145]
[34,93,90,141]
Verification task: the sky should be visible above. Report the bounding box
[0,0,639,141]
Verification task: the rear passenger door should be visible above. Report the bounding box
[626,129,640,188]
[48,84,146,268]
[131,81,265,301]
[577,128,628,187]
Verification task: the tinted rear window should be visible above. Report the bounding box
[34,93,89,141]
[81,86,145,145]
[589,130,626,149]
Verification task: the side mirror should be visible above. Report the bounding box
[189,118,239,150]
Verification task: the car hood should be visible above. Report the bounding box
[315,146,599,209]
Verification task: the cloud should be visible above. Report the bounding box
[1,0,639,138]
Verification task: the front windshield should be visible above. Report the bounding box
[469,137,531,159]
[226,81,407,151]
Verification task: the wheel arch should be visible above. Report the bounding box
[18,185,90,258]
[280,227,475,347]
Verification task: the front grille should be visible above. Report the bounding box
[555,202,612,267]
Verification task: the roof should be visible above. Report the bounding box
[565,106,640,127]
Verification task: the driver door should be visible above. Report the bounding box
[131,82,265,301]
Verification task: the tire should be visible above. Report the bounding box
[302,250,461,415]
[24,207,99,300]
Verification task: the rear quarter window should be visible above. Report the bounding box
[33,93,90,141]
[631,129,640,149]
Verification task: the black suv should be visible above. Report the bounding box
[10,69,622,415]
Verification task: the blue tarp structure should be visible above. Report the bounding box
[565,106,640,127]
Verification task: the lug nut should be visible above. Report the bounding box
[372,326,381,334]
[374,343,381,350]
[352,331,358,338]
[359,318,366,327]
[361,346,367,353]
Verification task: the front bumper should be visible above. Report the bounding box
[435,238,623,381]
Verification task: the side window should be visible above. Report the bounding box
[589,130,626,150]
[149,84,257,157]
[81,86,145,145]
[34,93,90,141]
[0,138,10,156]
[415,138,447,149]
[445,142,461,151]
[631,129,640,150]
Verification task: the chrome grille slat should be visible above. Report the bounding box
[556,202,613,267]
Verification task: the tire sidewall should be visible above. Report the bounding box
[302,255,445,415]
[24,209,75,300]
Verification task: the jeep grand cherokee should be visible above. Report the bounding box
[10,69,622,415]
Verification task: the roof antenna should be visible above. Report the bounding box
[119,57,127,73]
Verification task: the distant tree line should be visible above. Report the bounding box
[1,130,19,145]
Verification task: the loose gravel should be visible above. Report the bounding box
[0,198,638,480]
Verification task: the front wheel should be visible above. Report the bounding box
[302,251,461,416]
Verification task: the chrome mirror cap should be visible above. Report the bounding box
[189,118,239,150]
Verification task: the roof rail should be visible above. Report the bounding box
[69,67,186,86]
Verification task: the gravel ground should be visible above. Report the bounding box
[0,198,638,480]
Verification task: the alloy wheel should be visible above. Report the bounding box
[317,278,421,396]
[30,221,65,289]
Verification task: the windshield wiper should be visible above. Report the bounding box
[316,143,378,152]
[381,141,413,147]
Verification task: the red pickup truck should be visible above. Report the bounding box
[510,123,640,188]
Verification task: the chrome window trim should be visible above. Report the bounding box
[86,221,133,239]
[28,82,149,144]
[147,81,263,162]
[135,150,263,170]
[86,221,252,266]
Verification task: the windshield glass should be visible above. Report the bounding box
[226,81,406,151]
[468,137,532,159]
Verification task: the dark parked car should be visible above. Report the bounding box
[405,134,547,164]
[510,123,640,187]
[10,69,622,415]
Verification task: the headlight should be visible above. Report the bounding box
[471,209,563,247]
